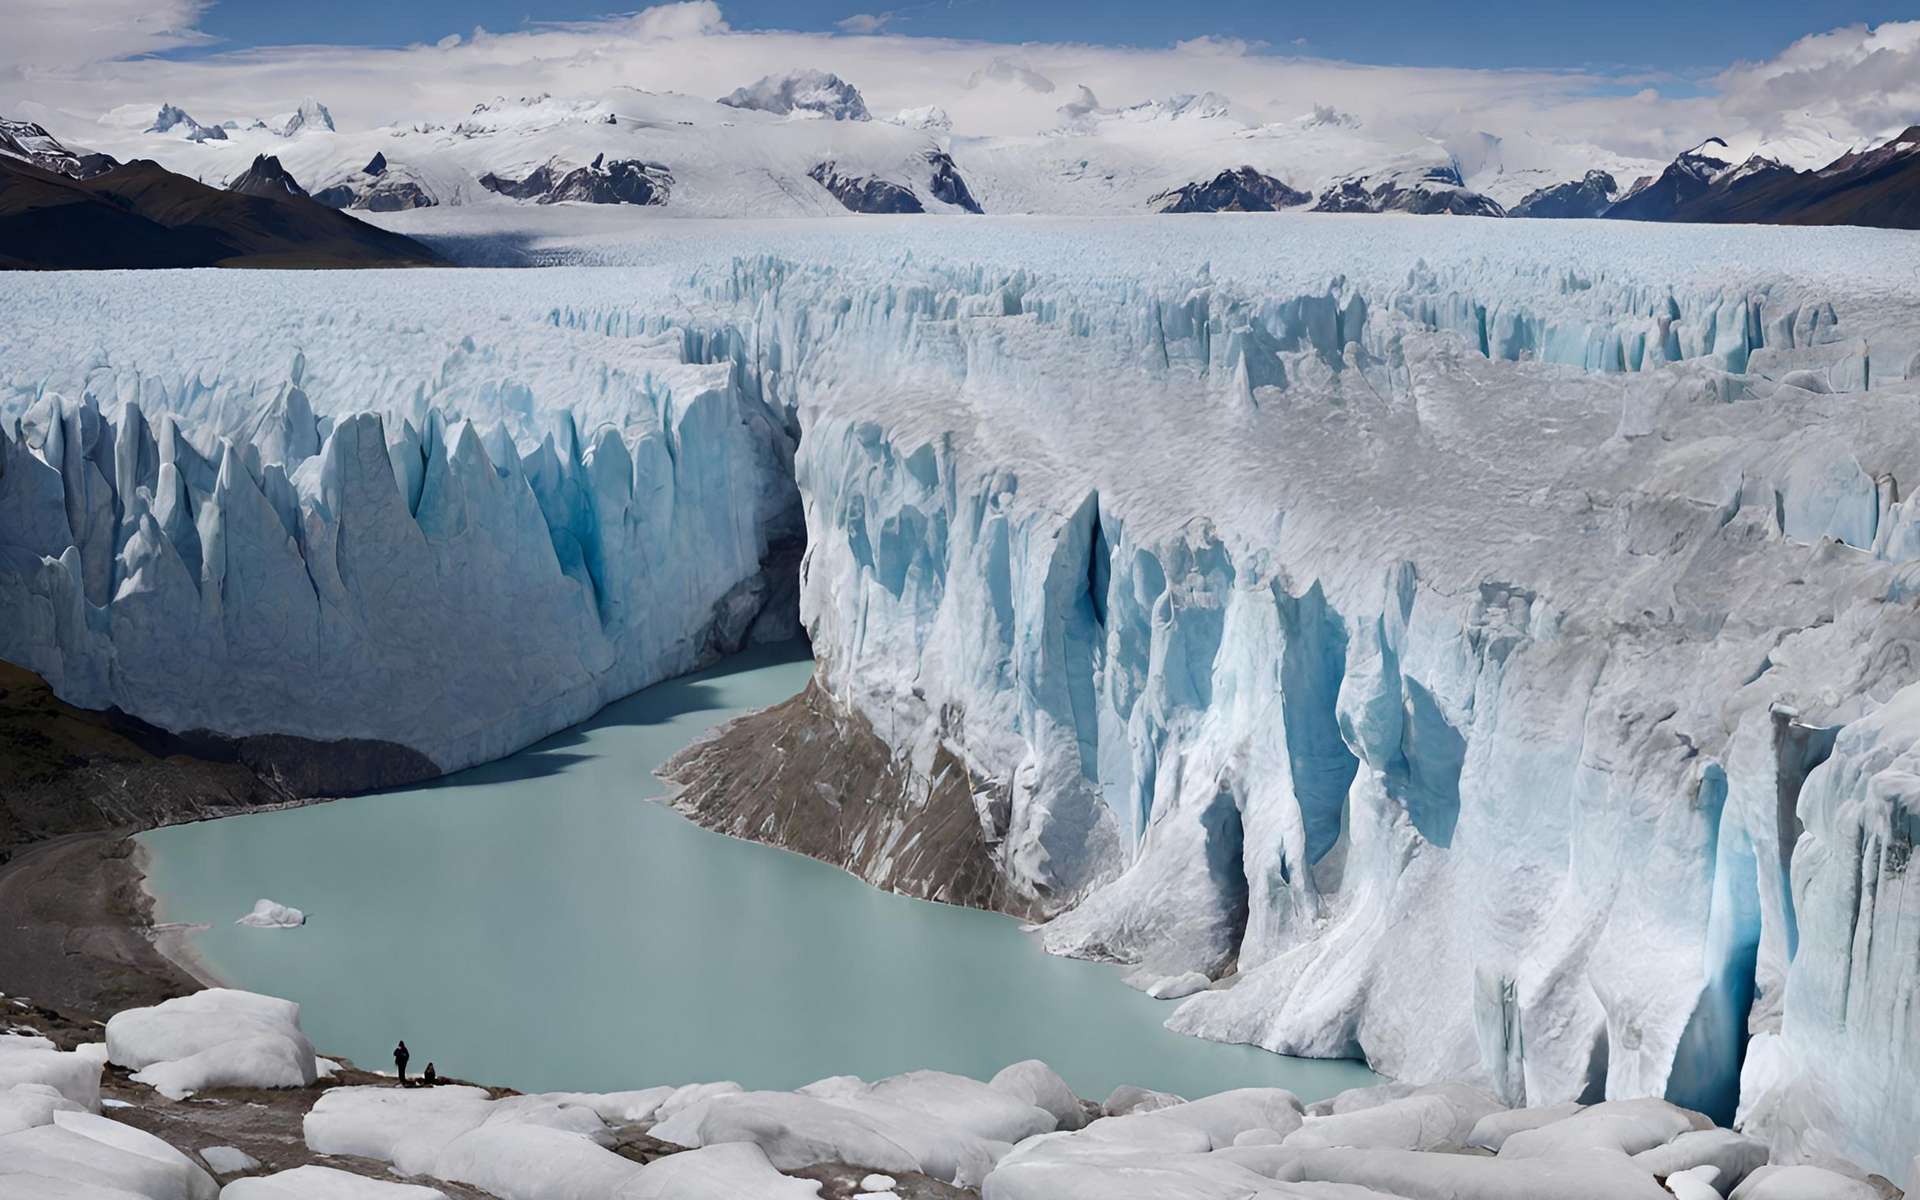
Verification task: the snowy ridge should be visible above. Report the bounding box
[4,218,1920,1177]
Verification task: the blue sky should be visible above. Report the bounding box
[189,0,1909,79]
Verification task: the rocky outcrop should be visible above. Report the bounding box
[663,678,1041,917]
[809,161,923,213]
[1152,167,1310,213]
[225,154,307,200]
[1511,170,1617,219]
[480,154,671,205]
[926,150,983,213]
[1312,163,1505,216]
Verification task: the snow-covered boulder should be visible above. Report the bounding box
[1283,1083,1502,1152]
[987,1061,1086,1131]
[107,991,317,1100]
[1466,1102,1583,1151]
[1666,1165,1725,1200]
[198,1147,259,1176]
[1142,971,1210,999]
[622,1143,819,1199]
[0,1121,215,1200]
[1632,1128,1768,1190]
[303,1086,495,1176]
[1084,1088,1303,1153]
[1498,1099,1710,1160]
[221,1165,448,1199]
[0,1042,102,1112]
[1279,1146,1673,1199]
[0,1083,84,1135]
[650,1091,921,1179]
[1100,1085,1183,1116]
[1728,1164,1885,1200]
[235,901,305,929]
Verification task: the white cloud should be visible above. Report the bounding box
[2,1,1912,167]
[0,0,211,72]
[837,12,894,35]
[1172,36,1262,57]
[966,56,1056,94]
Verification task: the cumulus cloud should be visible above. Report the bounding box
[0,0,211,71]
[837,12,894,35]
[2,1,1912,164]
[966,56,1056,94]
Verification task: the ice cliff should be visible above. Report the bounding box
[4,218,1920,1178]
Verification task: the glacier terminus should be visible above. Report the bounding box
[4,213,1920,1191]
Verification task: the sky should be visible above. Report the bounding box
[172,0,1920,79]
[2,0,1917,165]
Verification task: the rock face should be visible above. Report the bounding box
[719,69,870,121]
[1512,170,1617,219]
[663,678,1043,917]
[146,103,225,142]
[809,161,923,213]
[1312,162,1505,215]
[1604,138,1741,221]
[925,150,983,213]
[312,152,439,212]
[0,117,117,179]
[1152,167,1310,213]
[225,154,308,200]
[480,155,671,205]
[1615,126,1920,230]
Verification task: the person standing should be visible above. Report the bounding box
[394,1040,410,1084]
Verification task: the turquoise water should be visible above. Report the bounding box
[141,643,1374,1103]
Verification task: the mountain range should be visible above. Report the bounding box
[3,72,1915,238]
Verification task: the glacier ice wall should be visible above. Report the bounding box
[4,218,1920,1176]
[0,305,796,773]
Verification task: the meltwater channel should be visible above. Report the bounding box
[140,643,1375,1103]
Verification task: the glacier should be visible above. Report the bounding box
[4,215,1920,1179]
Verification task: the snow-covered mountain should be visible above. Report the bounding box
[0,116,115,178]
[22,76,1913,225]
[718,69,869,121]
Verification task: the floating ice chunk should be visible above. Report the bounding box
[198,1146,260,1175]
[235,901,306,929]
[987,1061,1086,1131]
[1727,1164,1884,1200]
[220,1165,450,1199]
[1143,972,1210,1000]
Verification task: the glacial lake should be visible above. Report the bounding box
[141,643,1375,1103]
